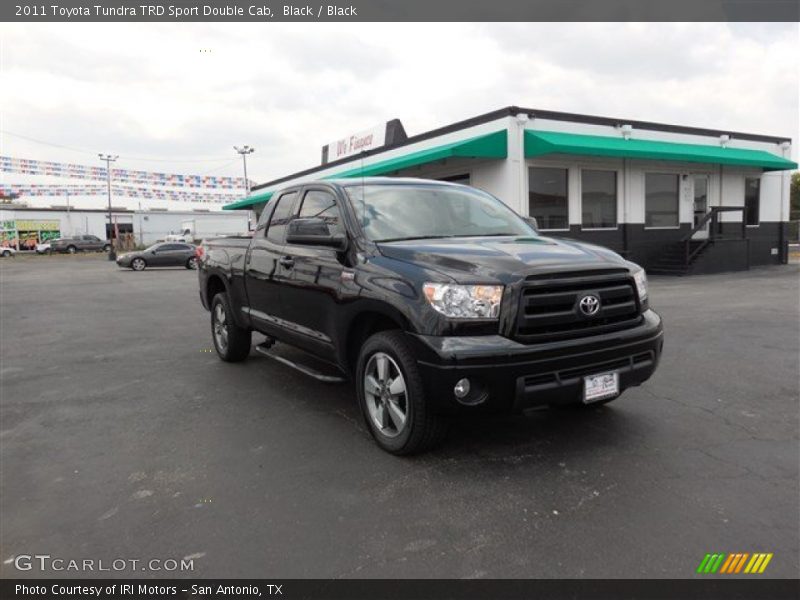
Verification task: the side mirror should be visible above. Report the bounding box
[286,218,347,250]
[523,216,539,232]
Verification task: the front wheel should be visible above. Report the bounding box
[186,256,198,270]
[131,257,146,271]
[103,244,111,252]
[210,293,251,362]
[67,245,77,254]
[1,250,10,257]
[356,331,448,455]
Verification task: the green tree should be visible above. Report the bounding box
[791,172,800,218]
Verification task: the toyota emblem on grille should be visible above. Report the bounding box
[578,294,601,316]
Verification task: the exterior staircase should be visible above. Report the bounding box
[648,241,711,275]
[648,206,748,276]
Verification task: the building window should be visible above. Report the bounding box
[645,173,679,228]
[744,177,760,226]
[581,170,617,229]
[529,167,568,230]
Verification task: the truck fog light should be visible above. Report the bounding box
[454,378,471,399]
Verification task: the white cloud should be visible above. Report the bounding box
[1,22,797,209]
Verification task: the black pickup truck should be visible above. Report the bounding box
[198,178,663,454]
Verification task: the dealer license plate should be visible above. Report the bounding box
[583,371,619,404]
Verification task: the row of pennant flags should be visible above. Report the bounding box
[1,155,252,204]
[0,184,239,204]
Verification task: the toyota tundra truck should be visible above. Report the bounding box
[198,178,663,455]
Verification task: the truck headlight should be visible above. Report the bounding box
[422,283,503,319]
[632,268,648,302]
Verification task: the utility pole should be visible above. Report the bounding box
[234,145,255,196]
[98,153,118,260]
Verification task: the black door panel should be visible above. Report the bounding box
[244,191,298,328]
[279,188,347,360]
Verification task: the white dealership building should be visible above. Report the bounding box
[224,106,796,274]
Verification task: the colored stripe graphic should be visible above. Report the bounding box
[699,552,773,574]
[697,554,712,573]
[733,553,749,573]
[719,554,736,574]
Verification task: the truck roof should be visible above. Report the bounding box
[282,176,467,191]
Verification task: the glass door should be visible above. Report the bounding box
[692,176,709,239]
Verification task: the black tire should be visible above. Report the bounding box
[67,245,77,254]
[356,331,448,455]
[1,250,10,257]
[103,244,111,252]
[186,256,198,270]
[131,257,146,271]
[210,293,251,362]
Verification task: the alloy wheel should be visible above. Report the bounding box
[213,303,229,353]
[363,352,408,438]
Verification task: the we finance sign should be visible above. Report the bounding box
[327,124,386,161]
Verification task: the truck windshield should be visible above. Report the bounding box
[345,184,534,242]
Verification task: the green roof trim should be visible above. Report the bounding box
[524,130,797,171]
[223,189,274,211]
[329,129,507,179]
[223,130,507,210]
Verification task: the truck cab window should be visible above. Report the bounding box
[298,190,343,236]
[266,191,298,243]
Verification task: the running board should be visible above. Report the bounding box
[254,344,346,383]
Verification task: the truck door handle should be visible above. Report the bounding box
[279,256,294,269]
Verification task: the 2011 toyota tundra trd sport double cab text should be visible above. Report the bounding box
[198,178,663,455]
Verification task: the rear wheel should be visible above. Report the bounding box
[186,256,198,270]
[67,245,77,254]
[103,244,111,252]
[1,250,10,257]
[131,257,146,271]
[211,293,251,362]
[356,331,448,455]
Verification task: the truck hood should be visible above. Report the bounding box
[376,235,630,284]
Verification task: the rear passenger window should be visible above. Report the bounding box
[267,191,298,243]
[298,190,343,235]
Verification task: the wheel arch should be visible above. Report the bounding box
[342,305,410,376]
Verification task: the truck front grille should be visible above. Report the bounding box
[514,269,642,343]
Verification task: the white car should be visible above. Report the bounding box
[1,246,16,257]
[36,242,51,254]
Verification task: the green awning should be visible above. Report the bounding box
[223,189,274,211]
[525,130,797,171]
[331,129,507,178]
[224,130,507,210]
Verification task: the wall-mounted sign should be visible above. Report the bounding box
[321,119,407,165]
[16,219,60,231]
[326,124,387,163]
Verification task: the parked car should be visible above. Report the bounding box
[50,235,111,254]
[198,178,663,455]
[1,246,16,257]
[116,242,198,271]
[36,241,52,254]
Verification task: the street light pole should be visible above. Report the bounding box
[98,153,118,260]
[234,145,255,196]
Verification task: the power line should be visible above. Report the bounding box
[0,129,235,163]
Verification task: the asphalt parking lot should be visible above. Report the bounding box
[1,254,798,579]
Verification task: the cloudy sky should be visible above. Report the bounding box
[1,22,798,209]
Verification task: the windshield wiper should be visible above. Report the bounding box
[476,233,519,237]
[375,235,456,243]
